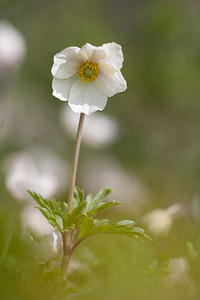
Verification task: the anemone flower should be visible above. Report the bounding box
[52,42,127,115]
[0,21,26,72]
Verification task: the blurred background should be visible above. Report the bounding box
[0,0,200,299]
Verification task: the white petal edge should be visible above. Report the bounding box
[68,80,108,115]
[94,71,127,97]
[100,42,124,71]
[78,43,105,61]
[51,47,80,79]
[52,76,77,101]
[90,48,106,62]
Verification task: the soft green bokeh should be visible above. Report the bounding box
[1,0,200,299]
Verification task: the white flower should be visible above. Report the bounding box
[164,257,194,292]
[5,148,68,201]
[35,231,63,261]
[81,156,147,212]
[142,203,186,237]
[61,107,119,148]
[0,20,26,72]
[21,204,54,237]
[142,209,172,237]
[51,42,127,115]
[23,230,63,262]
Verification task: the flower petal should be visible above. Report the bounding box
[51,47,80,79]
[68,81,108,115]
[99,63,116,76]
[78,43,106,62]
[90,48,106,62]
[94,71,127,97]
[52,76,77,101]
[78,43,97,60]
[100,42,124,70]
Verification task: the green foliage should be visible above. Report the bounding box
[144,256,169,279]
[78,216,150,242]
[186,241,198,260]
[28,191,68,232]
[28,187,151,250]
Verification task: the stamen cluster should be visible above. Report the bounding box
[78,60,100,82]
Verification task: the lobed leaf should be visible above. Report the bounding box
[79,215,94,239]
[28,189,151,243]
[93,188,112,204]
[86,200,121,216]
[37,207,52,219]
[94,219,109,226]
[55,214,64,229]
[64,202,87,230]
[84,188,116,216]
[76,214,151,242]
[72,186,84,209]
[116,220,135,226]
[28,190,68,232]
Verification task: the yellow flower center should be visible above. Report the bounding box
[78,60,100,83]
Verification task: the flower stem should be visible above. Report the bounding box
[61,232,71,280]
[62,113,85,280]
[67,112,85,213]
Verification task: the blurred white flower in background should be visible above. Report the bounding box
[23,229,63,262]
[0,21,26,142]
[52,42,126,115]
[164,257,194,292]
[5,148,68,201]
[0,20,26,74]
[21,204,54,237]
[81,156,148,212]
[61,107,119,148]
[142,203,186,237]
[34,231,63,261]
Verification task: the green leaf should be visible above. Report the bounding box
[186,241,198,260]
[55,214,63,229]
[94,188,112,204]
[48,220,56,227]
[71,202,87,219]
[28,190,67,232]
[72,186,84,209]
[87,200,121,216]
[115,220,135,227]
[144,257,169,278]
[64,213,72,229]
[79,215,94,239]
[52,199,59,211]
[77,217,151,242]
[37,207,52,219]
[89,188,112,208]
[28,191,54,217]
[64,202,87,229]
[28,189,151,244]
[84,188,115,216]
[63,202,68,211]
[84,194,94,210]
[94,219,109,226]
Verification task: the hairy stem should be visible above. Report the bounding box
[62,113,85,280]
[61,232,71,280]
[69,237,87,256]
[67,113,85,213]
